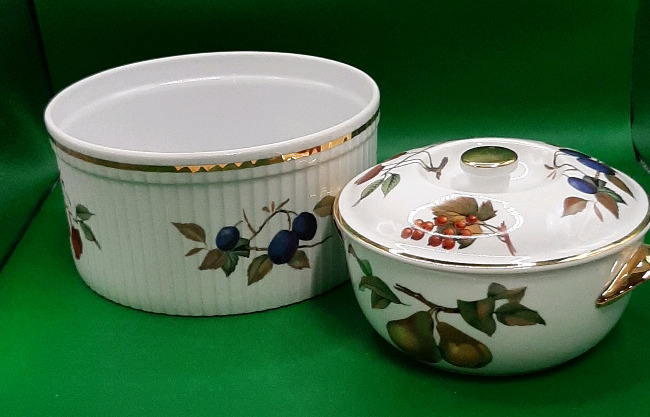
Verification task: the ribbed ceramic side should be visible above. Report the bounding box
[53,119,377,315]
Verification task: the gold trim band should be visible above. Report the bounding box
[51,110,379,173]
[333,193,650,271]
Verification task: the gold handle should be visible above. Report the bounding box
[597,245,650,307]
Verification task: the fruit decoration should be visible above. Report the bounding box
[348,244,545,369]
[61,180,101,259]
[400,196,517,255]
[353,145,449,206]
[546,148,635,220]
[173,195,334,285]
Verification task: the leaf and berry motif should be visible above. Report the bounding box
[348,245,545,368]
[354,145,448,206]
[546,148,635,221]
[400,196,517,255]
[173,195,334,285]
[61,180,101,259]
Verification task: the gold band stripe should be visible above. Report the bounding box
[52,110,379,173]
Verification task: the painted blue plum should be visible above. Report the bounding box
[292,212,317,241]
[567,177,598,194]
[268,230,299,264]
[576,157,615,175]
[216,226,240,251]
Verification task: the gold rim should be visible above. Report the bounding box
[51,110,379,173]
[333,193,650,271]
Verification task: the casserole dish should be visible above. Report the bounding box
[45,52,380,315]
[334,137,650,374]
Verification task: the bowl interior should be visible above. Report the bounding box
[45,52,379,163]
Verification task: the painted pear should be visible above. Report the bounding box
[387,311,441,363]
[437,321,492,368]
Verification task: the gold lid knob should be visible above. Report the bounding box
[461,146,518,169]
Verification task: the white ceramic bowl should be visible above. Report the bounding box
[45,52,380,316]
[334,138,650,375]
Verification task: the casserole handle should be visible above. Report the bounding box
[597,245,650,307]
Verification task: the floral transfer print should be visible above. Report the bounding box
[353,145,448,206]
[61,180,101,259]
[400,196,516,255]
[173,195,335,285]
[546,148,634,220]
[348,245,545,368]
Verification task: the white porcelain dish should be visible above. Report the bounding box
[334,138,650,375]
[45,52,380,316]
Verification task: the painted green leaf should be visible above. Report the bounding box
[247,254,274,285]
[487,283,526,303]
[348,244,373,276]
[358,275,401,307]
[432,196,479,217]
[457,298,497,336]
[75,204,94,221]
[232,238,251,258]
[79,222,101,249]
[185,247,204,256]
[288,250,310,270]
[596,192,619,219]
[582,175,604,188]
[606,173,634,197]
[353,179,382,206]
[371,291,391,309]
[562,197,588,217]
[381,173,400,196]
[222,252,239,277]
[198,249,227,270]
[477,201,497,221]
[172,222,207,244]
[594,204,604,221]
[313,195,336,217]
[356,257,373,277]
[495,302,546,326]
[598,187,625,204]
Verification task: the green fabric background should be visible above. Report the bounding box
[0,0,58,265]
[2,0,650,415]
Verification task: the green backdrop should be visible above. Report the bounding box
[2,0,650,415]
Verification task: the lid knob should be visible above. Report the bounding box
[460,146,518,177]
[458,146,518,193]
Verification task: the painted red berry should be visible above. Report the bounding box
[428,235,442,247]
[466,215,478,224]
[442,228,455,235]
[401,228,413,239]
[412,230,425,240]
[70,226,83,260]
[442,238,455,250]
[422,221,434,231]
[414,219,424,227]
[435,216,448,226]
[460,229,473,236]
[454,220,467,230]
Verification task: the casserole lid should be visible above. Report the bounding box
[335,138,650,269]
